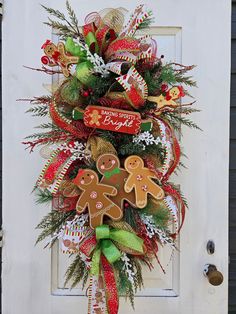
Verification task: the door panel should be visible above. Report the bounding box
[2,0,231,314]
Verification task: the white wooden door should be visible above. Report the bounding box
[2,0,231,313]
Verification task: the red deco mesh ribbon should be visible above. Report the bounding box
[43,150,71,182]
[81,235,119,314]
[162,182,186,237]
[49,100,85,138]
[161,118,181,182]
[36,149,73,191]
[101,255,119,314]
[146,117,184,236]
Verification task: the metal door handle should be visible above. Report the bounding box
[203,264,224,286]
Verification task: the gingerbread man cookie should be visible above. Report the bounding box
[73,169,123,228]
[96,153,136,208]
[148,86,185,114]
[124,155,164,208]
[41,40,79,77]
[89,110,102,126]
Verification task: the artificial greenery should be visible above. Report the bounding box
[64,254,89,288]
[36,209,75,245]
[162,111,202,133]
[114,256,144,308]
[24,4,199,312]
[42,1,83,41]
[35,188,53,205]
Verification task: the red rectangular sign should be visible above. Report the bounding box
[83,105,141,134]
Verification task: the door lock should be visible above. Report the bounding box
[206,240,215,254]
[203,264,224,286]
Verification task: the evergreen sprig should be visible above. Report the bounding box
[136,17,154,31]
[24,130,67,140]
[26,105,49,117]
[64,254,89,288]
[42,1,83,40]
[35,188,53,205]
[114,256,144,308]
[34,122,61,131]
[162,111,202,133]
[36,210,75,245]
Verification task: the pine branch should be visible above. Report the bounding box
[175,74,197,87]
[35,188,53,205]
[162,111,202,132]
[173,106,200,115]
[36,209,75,245]
[44,20,76,39]
[64,254,88,288]
[143,204,170,229]
[26,105,49,117]
[114,259,135,308]
[168,183,188,208]
[41,5,66,21]
[66,0,80,36]
[34,122,60,131]
[159,64,176,84]
[42,3,83,40]
[24,130,67,140]
[124,206,140,231]
[136,18,154,31]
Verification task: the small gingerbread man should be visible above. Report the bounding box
[124,155,164,208]
[89,110,102,126]
[96,153,136,208]
[148,86,185,114]
[73,169,123,228]
[41,40,79,77]
[63,239,78,252]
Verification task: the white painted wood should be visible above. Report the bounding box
[2,0,231,314]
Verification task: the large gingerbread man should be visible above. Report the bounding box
[124,155,164,208]
[73,169,123,228]
[41,40,79,77]
[96,153,136,208]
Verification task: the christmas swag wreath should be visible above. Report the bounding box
[23,3,199,314]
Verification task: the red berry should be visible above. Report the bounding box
[83,91,89,97]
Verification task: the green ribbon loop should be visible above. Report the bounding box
[91,246,101,275]
[101,239,121,264]
[93,225,144,274]
[65,37,87,60]
[110,229,144,253]
[96,224,110,240]
[76,61,95,85]
[84,32,99,54]
[104,167,121,179]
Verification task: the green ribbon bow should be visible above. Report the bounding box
[65,37,87,60]
[104,167,121,179]
[91,224,144,275]
[65,37,95,85]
